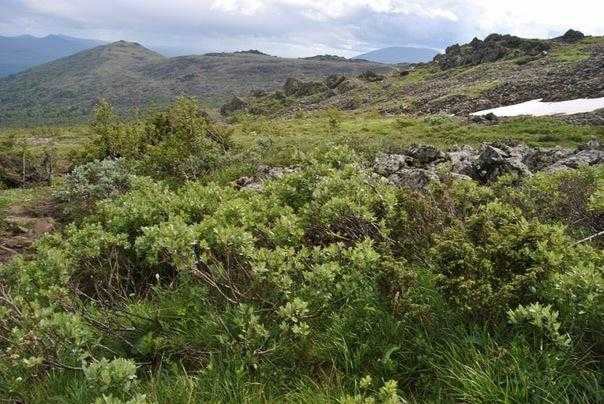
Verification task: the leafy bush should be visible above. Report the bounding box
[508,303,571,348]
[496,166,603,237]
[54,158,134,216]
[91,98,233,182]
[1,145,602,402]
[84,358,138,395]
[431,202,581,321]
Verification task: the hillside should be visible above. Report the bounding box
[0,43,389,125]
[0,21,603,402]
[241,31,604,118]
[0,34,104,77]
[354,46,439,64]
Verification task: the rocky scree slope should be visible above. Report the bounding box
[236,30,604,118]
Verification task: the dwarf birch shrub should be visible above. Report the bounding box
[432,202,583,321]
[1,145,602,402]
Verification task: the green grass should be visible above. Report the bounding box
[230,112,604,167]
[549,39,595,64]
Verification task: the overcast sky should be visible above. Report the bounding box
[1,0,603,57]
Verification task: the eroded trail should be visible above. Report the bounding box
[0,193,58,263]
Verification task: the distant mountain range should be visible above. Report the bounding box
[0,34,105,77]
[354,46,439,64]
[0,41,389,125]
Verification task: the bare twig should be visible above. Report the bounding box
[573,230,604,246]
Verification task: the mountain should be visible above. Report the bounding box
[0,42,389,125]
[0,34,105,77]
[354,46,439,64]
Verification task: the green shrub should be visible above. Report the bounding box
[432,202,580,321]
[496,166,603,237]
[508,303,571,348]
[92,98,233,182]
[54,158,134,216]
[1,146,602,402]
[84,358,138,395]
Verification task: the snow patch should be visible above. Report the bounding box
[471,97,604,117]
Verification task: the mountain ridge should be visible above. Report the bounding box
[0,41,389,125]
[0,34,105,77]
[237,31,604,118]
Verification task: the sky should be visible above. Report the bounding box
[1,0,603,57]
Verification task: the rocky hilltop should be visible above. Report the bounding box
[236,30,604,118]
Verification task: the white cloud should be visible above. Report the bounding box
[1,0,602,57]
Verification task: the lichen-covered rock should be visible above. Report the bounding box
[387,168,439,189]
[448,147,478,176]
[524,147,574,171]
[547,149,604,170]
[474,145,532,182]
[406,145,447,167]
[434,34,550,69]
[373,154,410,176]
[220,96,248,115]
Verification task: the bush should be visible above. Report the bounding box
[84,358,138,395]
[1,147,602,402]
[54,158,134,216]
[496,166,603,237]
[432,202,582,321]
[508,303,570,348]
[91,98,233,182]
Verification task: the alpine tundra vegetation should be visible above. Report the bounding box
[0,18,603,404]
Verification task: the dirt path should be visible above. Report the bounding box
[0,196,58,264]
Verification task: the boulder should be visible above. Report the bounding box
[434,34,550,69]
[220,96,248,115]
[448,147,478,176]
[547,149,604,170]
[387,168,439,189]
[578,138,602,151]
[406,145,447,167]
[524,147,573,171]
[373,154,410,176]
[474,145,532,182]
[556,29,585,43]
[471,112,498,124]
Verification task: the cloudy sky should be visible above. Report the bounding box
[1,0,603,57]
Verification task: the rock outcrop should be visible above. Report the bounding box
[283,78,329,97]
[434,34,550,69]
[555,29,585,44]
[372,140,603,188]
[220,96,248,115]
[234,141,602,192]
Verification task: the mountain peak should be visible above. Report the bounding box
[93,40,166,59]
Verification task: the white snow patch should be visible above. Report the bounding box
[471,97,604,117]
